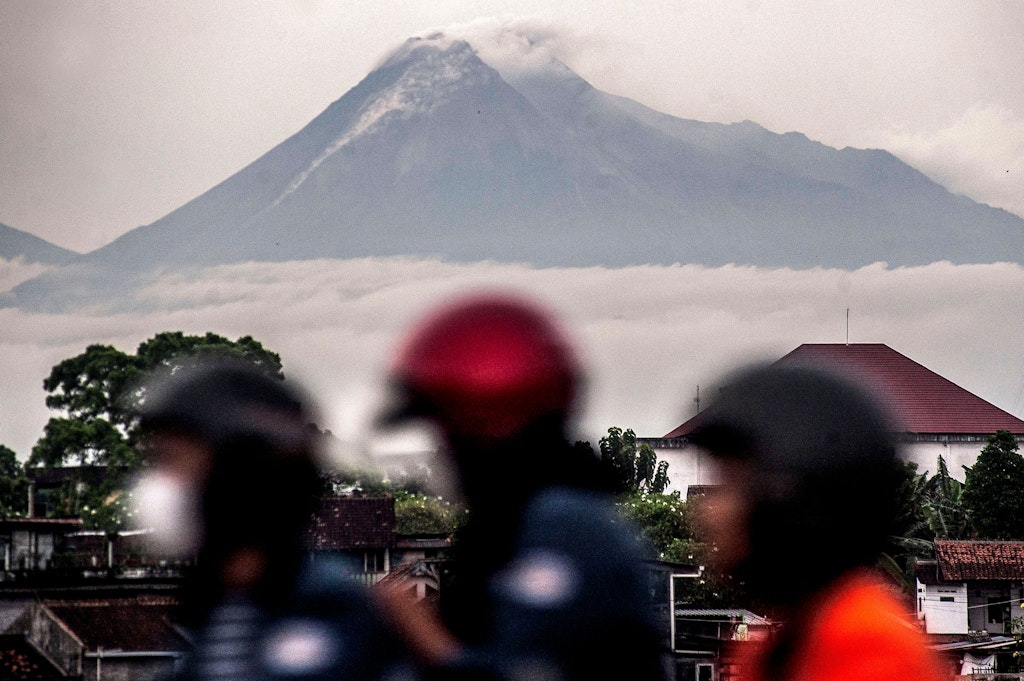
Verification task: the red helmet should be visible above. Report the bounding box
[384,292,581,439]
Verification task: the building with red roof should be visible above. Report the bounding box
[649,344,1024,496]
[4,596,188,680]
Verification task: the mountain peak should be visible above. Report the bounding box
[6,30,1023,312]
[273,36,500,207]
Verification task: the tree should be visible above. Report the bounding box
[922,455,973,539]
[963,430,1024,539]
[393,491,466,536]
[0,445,29,517]
[599,427,670,494]
[28,331,283,525]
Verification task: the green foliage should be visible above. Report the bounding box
[393,491,466,536]
[81,490,133,536]
[28,331,283,531]
[617,490,746,607]
[0,445,29,517]
[617,490,692,555]
[599,427,670,494]
[963,430,1024,539]
[923,455,973,539]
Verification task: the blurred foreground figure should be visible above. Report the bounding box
[690,364,943,681]
[378,292,665,681]
[134,360,406,681]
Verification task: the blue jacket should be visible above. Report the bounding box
[176,557,410,681]
[447,487,665,681]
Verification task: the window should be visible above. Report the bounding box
[988,597,1004,624]
[940,596,955,602]
[696,663,714,681]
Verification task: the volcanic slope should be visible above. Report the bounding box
[7,35,1023,310]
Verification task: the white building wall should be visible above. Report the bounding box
[901,440,987,481]
[650,435,996,498]
[649,443,721,498]
[917,580,968,634]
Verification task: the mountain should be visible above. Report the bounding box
[0,222,77,265]
[7,34,1024,311]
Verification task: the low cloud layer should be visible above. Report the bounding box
[2,258,1022,465]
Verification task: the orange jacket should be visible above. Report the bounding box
[731,572,947,681]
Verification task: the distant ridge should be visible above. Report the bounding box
[6,33,1023,311]
[0,222,77,265]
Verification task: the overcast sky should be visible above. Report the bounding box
[1,1,1022,252]
[1,2,1022,464]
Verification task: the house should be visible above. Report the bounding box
[4,596,189,681]
[915,540,1024,675]
[643,559,772,681]
[0,519,82,575]
[650,344,1024,497]
[305,495,397,584]
[0,633,66,680]
[375,559,446,603]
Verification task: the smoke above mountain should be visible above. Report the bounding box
[5,30,1022,312]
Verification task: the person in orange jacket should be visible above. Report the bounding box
[689,364,946,681]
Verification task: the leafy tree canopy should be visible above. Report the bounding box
[28,331,283,528]
[963,430,1024,540]
[599,426,670,494]
[393,490,466,536]
[0,444,29,517]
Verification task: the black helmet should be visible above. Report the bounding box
[138,359,322,611]
[139,360,312,453]
[690,363,899,604]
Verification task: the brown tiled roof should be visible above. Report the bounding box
[306,495,395,551]
[935,540,1024,581]
[44,597,188,653]
[0,635,65,680]
[665,343,1024,437]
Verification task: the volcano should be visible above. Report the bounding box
[7,33,1023,311]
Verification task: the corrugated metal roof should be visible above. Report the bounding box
[673,608,772,626]
[665,344,1024,437]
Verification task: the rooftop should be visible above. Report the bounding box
[665,343,1024,437]
[44,597,188,652]
[934,540,1024,581]
[0,634,66,680]
[306,495,396,551]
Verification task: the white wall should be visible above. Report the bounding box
[901,440,987,481]
[650,444,721,498]
[651,436,991,498]
[917,580,968,634]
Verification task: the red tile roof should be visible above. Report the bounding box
[934,540,1024,581]
[44,597,188,652]
[665,343,1024,437]
[306,495,395,551]
[0,635,66,680]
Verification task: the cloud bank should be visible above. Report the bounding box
[2,258,1022,466]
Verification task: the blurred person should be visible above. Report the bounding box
[375,292,666,681]
[133,360,409,681]
[689,363,944,681]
